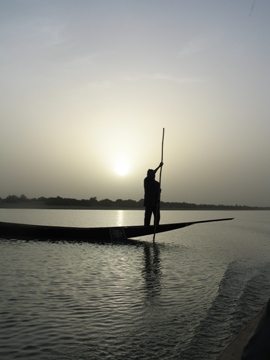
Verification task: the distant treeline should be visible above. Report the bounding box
[0,194,269,210]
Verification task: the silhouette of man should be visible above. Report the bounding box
[144,162,163,226]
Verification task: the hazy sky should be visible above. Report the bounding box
[1,0,270,206]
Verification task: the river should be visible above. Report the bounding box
[0,209,270,359]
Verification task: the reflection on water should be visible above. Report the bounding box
[142,244,161,303]
[1,210,270,359]
[116,209,124,226]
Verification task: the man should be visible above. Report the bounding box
[144,162,163,226]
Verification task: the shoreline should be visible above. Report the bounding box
[1,204,269,211]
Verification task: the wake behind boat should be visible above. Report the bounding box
[0,218,233,243]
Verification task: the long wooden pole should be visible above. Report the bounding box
[153,128,165,243]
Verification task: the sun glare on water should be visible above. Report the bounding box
[114,155,130,176]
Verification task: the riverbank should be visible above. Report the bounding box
[1,201,269,211]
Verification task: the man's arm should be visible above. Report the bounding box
[154,162,164,174]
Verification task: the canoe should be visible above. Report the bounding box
[0,217,233,242]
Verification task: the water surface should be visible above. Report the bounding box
[1,210,270,359]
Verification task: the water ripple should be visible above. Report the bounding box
[1,210,270,359]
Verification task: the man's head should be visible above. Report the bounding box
[147,169,155,178]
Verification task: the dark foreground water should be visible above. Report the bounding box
[0,210,270,359]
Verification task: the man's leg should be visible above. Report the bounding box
[144,207,152,226]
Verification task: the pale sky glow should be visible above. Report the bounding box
[1,0,270,206]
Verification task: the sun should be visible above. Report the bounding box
[114,155,130,176]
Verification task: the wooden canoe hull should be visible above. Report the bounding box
[0,218,233,242]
